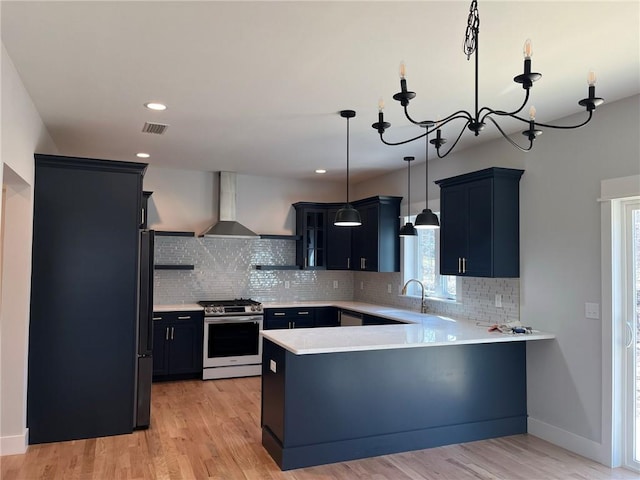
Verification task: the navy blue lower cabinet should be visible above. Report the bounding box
[261,339,527,470]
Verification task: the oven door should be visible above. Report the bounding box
[203,315,263,368]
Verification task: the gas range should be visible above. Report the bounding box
[198,298,263,317]
[200,298,264,380]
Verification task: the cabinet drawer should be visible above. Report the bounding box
[265,308,315,329]
[152,311,201,323]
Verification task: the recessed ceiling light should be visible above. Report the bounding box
[144,102,167,111]
[136,152,150,158]
[315,169,327,174]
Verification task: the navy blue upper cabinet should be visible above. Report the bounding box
[351,196,402,272]
[295,196,401,272]
[436,167,524,278]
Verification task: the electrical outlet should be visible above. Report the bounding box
[269,359,277,373]
[495,294,502,308]
[387,284,392,293]
[585,302,600,319]
[284,280,290,289]
[333,280,339,289]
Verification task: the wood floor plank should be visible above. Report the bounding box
[2,377,637,480]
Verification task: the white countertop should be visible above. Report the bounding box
[153,303,203,312]
[260,302,555,355]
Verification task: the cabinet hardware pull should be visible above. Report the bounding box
[288,321,292,329]
[274,312,286,316]
[165,327,169,341]
[458,257,462,273]
[462,257,467,273]
[347,257,350,269]
[292,322,296,328]
[626,322,633,348]
[363,258,366,269]
[153,317,162,320]
[177,316,191,320]
[171,327,174,340]
[298,311,309,315]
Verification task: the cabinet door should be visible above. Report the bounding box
[152,322,169,376]
[296,207,327,269]
[352,203,379,271]
[326,208,352,270]
[314,307,340,327]
[167,322,202,375]
[465,179,493,276]
[439,184,468,276]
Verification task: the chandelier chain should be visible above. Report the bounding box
[463,0,479,60]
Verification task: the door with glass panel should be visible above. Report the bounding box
[622,199,640,472]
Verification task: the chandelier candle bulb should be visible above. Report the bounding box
[523,39,533,59]
[378,98,385,112]
[399,61,406,79]
[529,105,536,121]
[588,70,597,86]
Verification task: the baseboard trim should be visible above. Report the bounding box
[528,417,608,466]
[0,429,28,456]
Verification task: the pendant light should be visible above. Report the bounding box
[399,156,417,236]
[415,123,440,229]
[334,110,362,226]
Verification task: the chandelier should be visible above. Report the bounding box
[371,0,604,156]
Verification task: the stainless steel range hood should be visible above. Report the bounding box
[201,172,258,238]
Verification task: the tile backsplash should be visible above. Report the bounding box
[154,236,353,304]
[154,235,519,324]
[353,272,519,324]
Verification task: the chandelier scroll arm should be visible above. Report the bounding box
[529,110,594,130]
[478,89,531,123]
[378,131,428,147]
[435,120,471,158]
[484,116,534,152]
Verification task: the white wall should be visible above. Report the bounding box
[143,167,344,235]
[0,43,58,455]
[520,95,640,463]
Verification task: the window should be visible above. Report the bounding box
[402,214,457,300]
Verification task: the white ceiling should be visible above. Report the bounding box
[2,1,639,183]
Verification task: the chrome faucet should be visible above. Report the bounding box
[401,279,428,313]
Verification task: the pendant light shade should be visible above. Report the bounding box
[399,156,417,236]
[335,110,362,227]
[415,125,440,230]
[415,208,440,229]
[334,205,361,226]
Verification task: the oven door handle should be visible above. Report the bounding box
[205,316,263,324]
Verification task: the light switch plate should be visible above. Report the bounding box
[495,294,502,308]
[284,280,290,289]
[585,302,600,319]
[333,280,339,289]
[387,284,392,293]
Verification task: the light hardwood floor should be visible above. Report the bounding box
[1,377,637,480]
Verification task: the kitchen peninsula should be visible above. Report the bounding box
[260,308,554,470]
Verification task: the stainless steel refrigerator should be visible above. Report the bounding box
[135,229,154,429]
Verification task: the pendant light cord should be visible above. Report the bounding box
[346,116,350,203]
[407,157,411,216]
[425,130,429,209]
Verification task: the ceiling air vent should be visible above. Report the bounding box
[142,122,169,135]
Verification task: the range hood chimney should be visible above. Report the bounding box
[201,172,258,238]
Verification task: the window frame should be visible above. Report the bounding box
[401,213,458,301]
